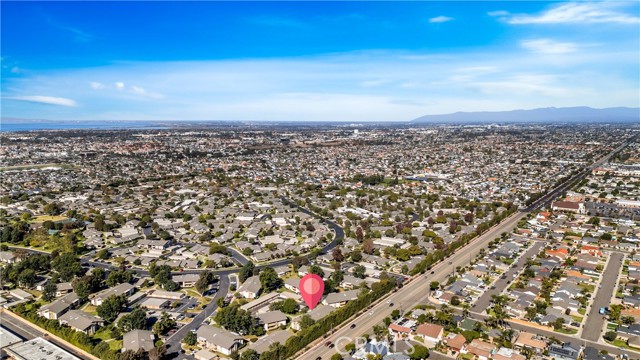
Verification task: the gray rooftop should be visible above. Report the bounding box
[0,326,22,349]
[6,337,80,360]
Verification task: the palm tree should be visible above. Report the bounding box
[462,304,470,318]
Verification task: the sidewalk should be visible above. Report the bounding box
[0,308,100,360]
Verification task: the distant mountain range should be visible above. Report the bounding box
[412,106,639,124]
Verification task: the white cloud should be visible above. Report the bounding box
[7,95,77,107]
[129,85,164,99]
[429,16,453,23]
[494,2,640,25]
[90,81,104,90]
[521,39,578,54]
[10,67,20,74]
[1,46,637,121]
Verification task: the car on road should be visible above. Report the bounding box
[350,323,356,329]
[325,341,332,347]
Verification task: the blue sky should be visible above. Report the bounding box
[2,1,639,121]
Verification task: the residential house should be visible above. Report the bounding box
[415,323,443,348]
[172,274,200,288]
[91,283,134,306]
[122,330,155,353]
[548,342,581,360]
[444,333,466,354]
[37,292,80,320]
[291,305,334,331]
[322,290,359,308]
[464,339,496,360]
[196,325,244,356]
[257,311,288,331]
[513,332,546,354]
[0,252,20,264]
[237,276,262,299]
[59,310,104,335]
[247,330,292,354]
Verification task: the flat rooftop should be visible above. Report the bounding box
[0,325,22,349]
[6,337,80,360]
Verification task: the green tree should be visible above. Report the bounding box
[239,261,255,283]
[52,252,83,281]
[118,308,148,332]
[281,298,298,314]
[409,344,429,360]
[18,269,37,288]
[42,281,57,302]
[163,280,180,291]
[298,314,315,330]
[259,267,283,292]
[603,331,617,342]
[97,249,110,260]
[183,331,197,346]
[195,271,214,295]
[353,265,366,279]
[96,295,127,322]
[43,202,62,216]
[309,265,325,278]
[152,312,176,335]
[240,349,259,360]
[72,276,92,300]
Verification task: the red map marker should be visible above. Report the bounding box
[299,273,324,310]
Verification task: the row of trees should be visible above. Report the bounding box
[410,204,517,276]
[12,302,122,360]
[257,278,397,360]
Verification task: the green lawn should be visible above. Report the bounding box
[108,340,123,351]
[0,243,52,253]
[555,328,578,335]
[580,284,595,293]
[606,339,630,349]
[578,308,586,315]
[31,215,70,223]
[93,327,112,341]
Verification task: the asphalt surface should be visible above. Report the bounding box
[472,241,545,312]
[300,210,529,360]
[301,137,638,360]
[163,274,230,360]
[461,310,639,359]
[582,252,625,342]
[0,311,93,360]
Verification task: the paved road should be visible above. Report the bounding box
[582,252,625,342]
[302,137,638,360]
[164,275,230,360]
[0,311,93,360]
[300,210,528,360]
[472,241,545,312]
[459,310,640,359]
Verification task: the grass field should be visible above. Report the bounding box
[108,340,123,351]
[0,243,53,253]
[31,215,69,223]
